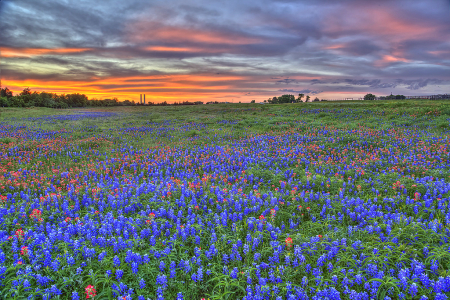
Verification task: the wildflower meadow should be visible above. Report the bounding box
[2,101,450,300]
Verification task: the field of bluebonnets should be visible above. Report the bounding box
[2,100,450,300]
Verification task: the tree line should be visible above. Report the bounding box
[0,87,204,108]
[250,93,320,104]
[364,93,406,100]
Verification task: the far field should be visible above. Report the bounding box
[1,100,450,299]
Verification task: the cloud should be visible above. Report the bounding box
[324,40,382,56]
[343,79,399,89]
[396,78,445,90]
[278,89,323,95]
[1,0,450,102]
[276,79,298,84]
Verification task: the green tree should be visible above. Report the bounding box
[313,97,320,102]
[305,95,310,102]
[364,93,376,100]
[9,96,25,107]
[297,93,304,103]
[250,100,255,103]
[277,94,295,103]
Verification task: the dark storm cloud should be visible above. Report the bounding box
[277,79,298,84]
[396,79,446,90]
[1,0,450,101]
[343,79,399,89]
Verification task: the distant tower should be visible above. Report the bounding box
[140,94,142,104]
[144,94,146,105]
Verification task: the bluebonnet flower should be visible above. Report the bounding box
[50,285,62,295]
[113,255,120,267]
[72,291,80,300]
[98,251,107,262]
[197,267,203,282]
[159,260,165,272]
[67,256,75,266]
[156,274,168,289]
[139,278,146,289]
[230,267,238,279]
[116,269,124,281]
[409,283,418,297]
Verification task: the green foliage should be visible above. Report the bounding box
[0,96,9,107]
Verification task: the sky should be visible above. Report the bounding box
[1,0,449,102]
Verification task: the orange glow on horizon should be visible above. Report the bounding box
[144,46,223,53]
[0,47,93,57]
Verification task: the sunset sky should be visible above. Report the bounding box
[1,0,449,102]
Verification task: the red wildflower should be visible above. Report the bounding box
[85,285,97,299]
[285,237,293,249]
[20,246,28,256]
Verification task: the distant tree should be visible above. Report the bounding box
[21,87,32,96]
[313,97,320,102]
[297,93,304,102]
[250,100,255,103]
[395,94,405,99]
[1,87,13,98]
[268,96,278,104]
[386,93,395,100]
[263,99,267,103]
[364,93,376,100]
[276,94,294,104]
[65,93,89,107]
[305,95,310,102]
